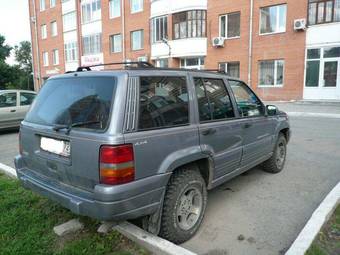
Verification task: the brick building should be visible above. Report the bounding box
[29,0,340,100]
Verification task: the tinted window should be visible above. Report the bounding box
[138,76,189,130]
[25,77,116,131]
[229,80,264,117]
[194,78,235,122]
[0,93,17,108]
[20,92,36,106]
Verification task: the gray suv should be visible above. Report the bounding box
[15,63,290,244]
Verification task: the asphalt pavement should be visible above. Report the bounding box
[0,104,339,255]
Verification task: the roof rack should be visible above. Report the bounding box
[75,61,154,72]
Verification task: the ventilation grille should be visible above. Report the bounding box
[124,77,139,132]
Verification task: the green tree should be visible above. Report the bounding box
[14,41,34,90]
[0,35,12,62]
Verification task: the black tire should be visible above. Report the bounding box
[159,166,207,244]
[262,133,287,173]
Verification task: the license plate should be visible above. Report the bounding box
[40,137,70,157]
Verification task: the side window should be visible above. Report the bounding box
[138,76,189,130]
[229,80,264,117]
[194,78,235,122]
[20,93,36,106]
[0,93,17,108]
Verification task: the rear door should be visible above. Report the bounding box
[0,91,21,128]
[193,76,243,179]
[21,76,118,191]
[228,79,275,167]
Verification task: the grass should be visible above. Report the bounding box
[306,204,340,255]
[0,173,149,255]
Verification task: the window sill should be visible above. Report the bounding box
[258,85,284,88]
[172,37,207,41]
[131,48,144,52]
[110,51,122,54]
[259,31,286,36]
[81,19,102,25]
[131,9,143,14]
[308,21,340,28]
[220,36,241,40]
[109,15,121,20]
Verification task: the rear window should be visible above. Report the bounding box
[25,77,116,131]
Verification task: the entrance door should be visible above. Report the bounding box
[304,47,340,100]
[323,60,338,87]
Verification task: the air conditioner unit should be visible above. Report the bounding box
[138,56,149,62]
[212,37,225,47]
[31,16,36,23]
[294,19,306,31]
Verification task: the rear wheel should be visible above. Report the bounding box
[159,166,207,244]
[262,134,287,173]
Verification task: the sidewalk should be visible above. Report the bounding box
[264,101,340,117]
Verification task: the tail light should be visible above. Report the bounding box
[99,144,135,185]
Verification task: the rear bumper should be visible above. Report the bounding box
[15,155,171,221]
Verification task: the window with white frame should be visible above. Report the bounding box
[131,30,143,50]
[52,49,59,65]
[81,0,101,24]
[180,57,205,70]
[50,0,56,8]
[110,34,122,53]
[109,0,121,18]
[130,0,143,13]
[219,12,240,38]
[41,24,47,39]
[42,51,49,66]
[151,16,168,43]
[63,12,77,32]
[260,4,287,35]
[40,0,46,11]
[64,42,78,62]
[155,59,169,68]
[82,33,102,55]
[51,21,58,37]
[218,62,240,78]
[258,60,284,87]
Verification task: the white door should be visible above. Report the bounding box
[304,47,340,100]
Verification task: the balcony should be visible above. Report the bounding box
[151,38,207,59]
[151,0,207,18]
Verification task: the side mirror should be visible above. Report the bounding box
[266,105,278,116]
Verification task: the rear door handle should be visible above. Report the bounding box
[10,109,16,113]
[201,128,217,136]
[243,123,252,129]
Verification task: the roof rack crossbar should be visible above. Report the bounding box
[76,61,154,72]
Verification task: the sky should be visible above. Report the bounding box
[0,0,31,65]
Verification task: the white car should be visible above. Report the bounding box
[0,90,37,130]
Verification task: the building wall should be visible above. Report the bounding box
[29,0,65,90]
[29,0,312,101]
[206,0,307,101]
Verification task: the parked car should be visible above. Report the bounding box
[15,64,290,244]
[0,90,37,130]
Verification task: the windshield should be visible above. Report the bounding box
[25,77,116,131]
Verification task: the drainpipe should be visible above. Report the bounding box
[31,0,41,90]
[248,0,254,86]
[122,0,126,61]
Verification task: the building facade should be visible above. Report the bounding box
[28,0,340,100]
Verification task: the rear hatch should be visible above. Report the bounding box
[20,75,118,192]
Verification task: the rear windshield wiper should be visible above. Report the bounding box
[53,121,101,134]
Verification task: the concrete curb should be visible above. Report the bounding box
[0,162,196,255]
[0,162,17,178]
[114,221,197,255]
[287,112,340,119]
[285,182,340,255]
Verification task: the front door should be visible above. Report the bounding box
[304,47,340,100]
[228,80,275,167]
[193,76,243,179]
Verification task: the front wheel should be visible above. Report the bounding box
[159,167,207,244]
[262,134,287,173]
